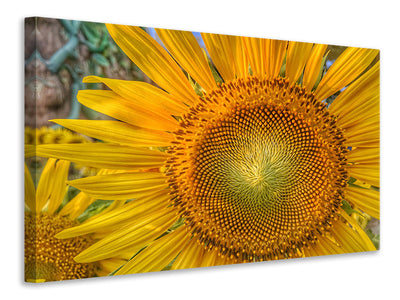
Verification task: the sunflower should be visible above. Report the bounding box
[36,25,379,275]
[25,126,97,176]
[25,126,91,146]
[24,158,128,282]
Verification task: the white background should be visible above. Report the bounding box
[2,1,399,299]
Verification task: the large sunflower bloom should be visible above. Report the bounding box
[36,25,379,275]
[24,158,127,282]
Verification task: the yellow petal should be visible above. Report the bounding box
[35,158,57,213]
[156,29,217,92]
[340,106,379,132]
[347,163,379,178]
[346,186,379,219]
[347,147,380,186]
[343,114,379,149]
[345,127,379,146]
[199,248,221,267]
[202,33,248,80]
[347,147,379,164]
[302,244,319,257]
[84,184,129,220]
[347,169,380,188]
[91,190,168,232]
[330,61,379,128]
[77,90,179,132]
[346,114,380,133]
[74,208,177,263]
[24,164,36,212]
[36,143,169,171]
[115,226,188,275]
[331,210,376,252]
[232,36,250,79]
[57,189,171,238]
[90,199,127,225]
[266,39,288,78]
[243,36,287,78]
[106,24,198,105]
[53,119,173,147]
[315,47,379,100]
[96,258,127,276]
[242,36,265,77]
[67,171,168,200]
[83,76,188,115]
[285,41,314,84]
[58,191,96,219]
[171,237,204,270]
[303,44,328,91]
[47,159,71,215]
[303,211,376,257]
[25,144,35,158]
[213,252,231,266]
[305,235,346,257]
[347,139,379,149]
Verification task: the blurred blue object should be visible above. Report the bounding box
[325,60,334,69]
[192,31,206,49]
[147,27,206,51]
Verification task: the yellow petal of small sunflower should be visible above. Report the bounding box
[25,158,112,282]
[47,159,70,215]
[24,163,36,212]
[58,191,97,220]
[35,158,57,213]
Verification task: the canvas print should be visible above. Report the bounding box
[24,17,380,283]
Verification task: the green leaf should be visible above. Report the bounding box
[366,229,380,249]
[92,53,110,67]
[187,74,204,97]
[341,200,362,216]
[312,51,330,91]
[205,53,223,84]
[81,22,100,44]
[169,218,185,231]
[77,199,113,223]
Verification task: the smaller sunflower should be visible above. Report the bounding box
[25,126,97,176]
[25,126,91,146]
[24,158,126,282]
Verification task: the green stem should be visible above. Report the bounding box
[46,35,79,73]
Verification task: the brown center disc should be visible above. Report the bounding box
[25,213,95,282]
[167,76,348,261]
